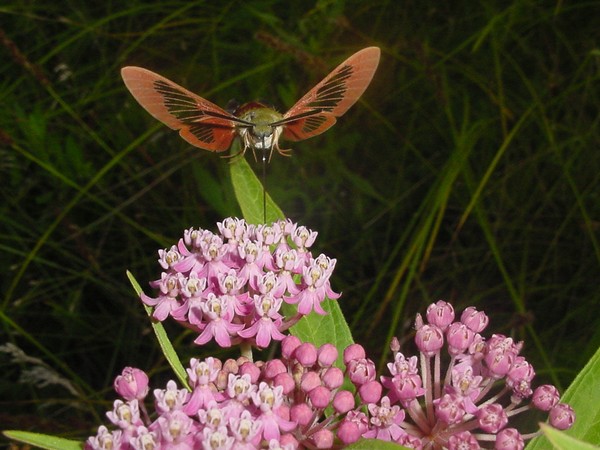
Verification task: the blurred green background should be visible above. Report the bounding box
[1,0,599,444]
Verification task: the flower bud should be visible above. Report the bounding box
[358,380,382,404]
[308,386,332,409]
[434,393,465,425]
[485,335,518,377]
[337,420,361,444]
[275,403,291,421]
[461,306,489,332]
[215,368,229,391]
[507,356,535,385]
[446,322,474,355]
[281,335,302,359]
[322,367,344,390]
[347,358,376,385]
[312,428,334,449]
[477,403,508,433]
[300,371,321,393]
[263,359,287,379]
[415,324,444,356]
[238,361,260,383]
[279,434,299,448]
[388,373,425,402]
[295,342,318,367]
[222,358,240,375]
[333,390,355,414]
[447,431,479,449]
[290,403,313,426]
[390,337,401,353]
[317,343,338,367]
[114,367,149,401]
[272,372,295,395]
[495,428,524,450]
[532,385,560,411]
[549,403,575,430]
[343,344,366,364]
[426,300,455,330]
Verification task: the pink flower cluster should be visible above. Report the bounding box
[336,300,576,449]
[86,338,348,450]
[141,218,339,349]
[86,300,575,450]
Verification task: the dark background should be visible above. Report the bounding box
[1,0,599,444]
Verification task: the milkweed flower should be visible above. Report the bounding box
[87,338,353,449]
[114,367,149,401]
[140,218,340,349]
[336,300,576,449]
[87,301,574,449]
[87,221,575,449]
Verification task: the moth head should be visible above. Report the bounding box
[236,103,284,151]
[240,124,282,151]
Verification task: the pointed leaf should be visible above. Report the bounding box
[126,271,190,390]
[539,423,600,450]
[287,299,354,368]
[345,438,409,449]
[527,343,600,449]
[229,155,284,224]
[3,431,82,450]
[229,154,355,363]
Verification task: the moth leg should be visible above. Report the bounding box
[221,140,249,162]
[273,142,292,160]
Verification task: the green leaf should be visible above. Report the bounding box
[288,298,355,368]
[539,423,600,450]
[345,438,409,449]
[126,270,190,390]
[229,147,285,224]
[229,153,355,364]
[2,430,82,450]
[527,343,600,449]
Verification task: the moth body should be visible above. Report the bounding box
[235,103,285,160]
[121,47,380,160]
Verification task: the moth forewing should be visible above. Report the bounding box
[281,46,380,143]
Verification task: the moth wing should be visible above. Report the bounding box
[121,66,241,152]
[281,113,338,142]
[281,46,380,142]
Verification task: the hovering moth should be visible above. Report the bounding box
[121,47,380,161]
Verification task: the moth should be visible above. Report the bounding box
[121,47,380,161]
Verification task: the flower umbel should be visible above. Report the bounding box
[88,295,574,449]
[141,218,340,349]
[87,220,575,449]
[360,300,576,449]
